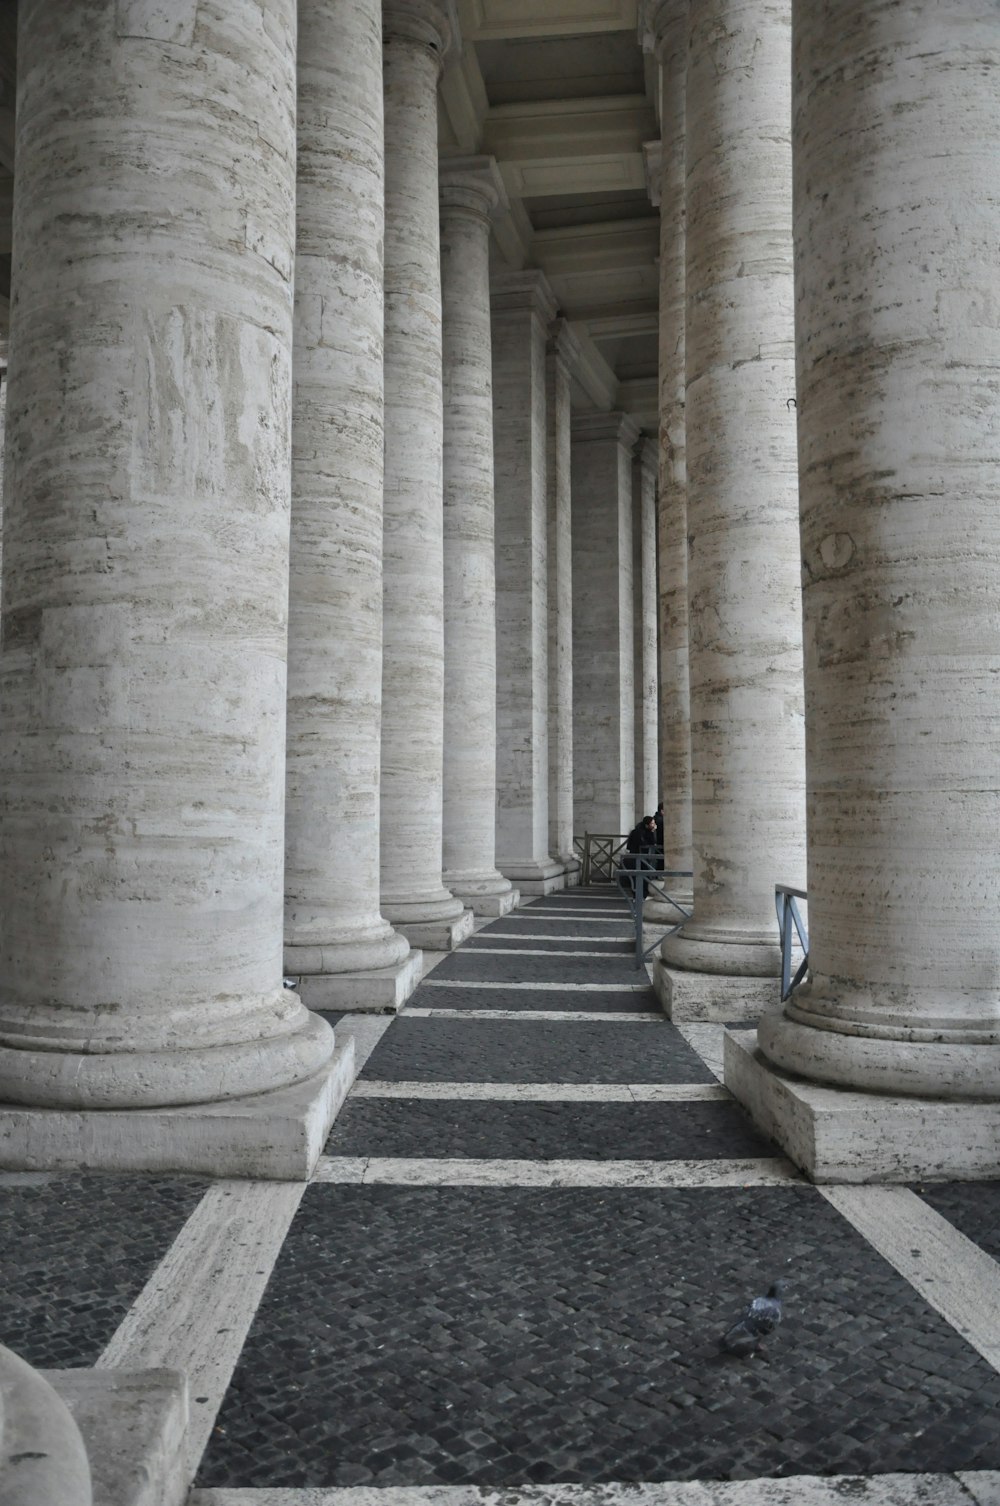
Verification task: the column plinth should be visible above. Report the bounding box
[0,0,335,1118]
[380,0,471,947]
[440,157,517,919]
[658,0,805,999]
[284,0,417,1012]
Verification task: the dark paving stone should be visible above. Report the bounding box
[478,920,632,939]
[524,894,625,910]
[198,1183,1000,1488]
[431,952,640,986]
[360,1016,716,1084]
[412,983,658,1014]
[325,1098,773,1161]
[917,1181,1000,1262]
[464,936,634,954]
[0,1172,206,1368]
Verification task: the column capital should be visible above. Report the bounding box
[639,0,686,59]
[439,154,508,219]
[490,269,559,325]
[548,316,583,376]
[572,411,642,451]
[383,0,459,66]
[635,435,659,478]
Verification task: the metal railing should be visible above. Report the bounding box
[617,858,694,968]
[775,884,809,1001]
[581,831,629,884]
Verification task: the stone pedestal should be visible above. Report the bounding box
[660,0,805,987]
[284,0,418,1013]
[743,2,1000,1149]
[380,0,472,949]
[0,0,336,1132]
[440,156,517,921]
[547,321,582,887]
[650,0,693,877]
[492,272,566,896]
[652,961,777,1022]
[571,413,640,837]
[633,438,659,813]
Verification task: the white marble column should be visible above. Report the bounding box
[546,319,582,885]
[492,272,565,895]
[752,1,1000,1118]
[657,0,805,1013]
[633,438,659,814]
[380,0,473,950]
[440,156,517,919]
[285,0,419,1013]
[650,0,693,874]
[0,0,334,1114]
[571,413,640,837]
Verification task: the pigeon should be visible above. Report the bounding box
[719,1281,784,1357]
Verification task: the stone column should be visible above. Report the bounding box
[633,437,659,813]
[571,413,640,837]
[492,271,565,895]
[0,0,334,1117]
[285,0,419,1013]
[440,156,517,919]
[650,0,693,874]
[656,0,806,1018]
[738,3,1000,1170]
[546,319,582,885]
[380,0,473,950]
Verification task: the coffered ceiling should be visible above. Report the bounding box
[441,0,660,432]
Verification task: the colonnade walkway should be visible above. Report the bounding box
[6,890,1000,1502]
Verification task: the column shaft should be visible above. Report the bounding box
[662,0,805,979]
[285,0,415,1008]
[633,440,659,814]
[760,0,1000,1098]
[492,272,564,894]
[440,157,515,918]
[652,0,693,870]
[572,413,640,837]
[0,0,332,1108]
[380,1,471,949]
[546,321,581,881]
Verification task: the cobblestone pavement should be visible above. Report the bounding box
[16,888,1000,1503]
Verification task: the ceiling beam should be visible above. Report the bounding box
[459,0,638,40]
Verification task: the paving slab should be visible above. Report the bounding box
[358,1017,717,1085]
[196,1184,1000,1488]
[407,984,658,1014]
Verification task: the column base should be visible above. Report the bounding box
[652,958,778,1021]
[462,888,520,918]
[499,858,567,896]
[724,1026,1000,1183]
[0,1038,356,1181]
[293,950,423,1014]
[51,1367,187,1506]
[395,908,475,951]
[558,855,582,888]
[644,889,693,926]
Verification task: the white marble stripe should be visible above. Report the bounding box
[472,932,630,941]
[187,1475,998,1505]
[460,946,629,957]
[334,1013,395,1074]
[673,1022,726,1083]
[312,1156,803,1187]
[99,1181,304,1478]
[350,1080,730,1102]
[403,1009,659,1022]
[420,979,648,991]
[501,916,631,925]
[519,907,626,915]
[821,1186,1000,1374]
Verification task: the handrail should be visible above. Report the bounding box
[617,858,694,968]
[775,883,809,1001]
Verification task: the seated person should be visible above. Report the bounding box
[620,814,659,893]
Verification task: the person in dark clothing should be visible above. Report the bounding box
[620,814,659,895]
[654,802,664,848]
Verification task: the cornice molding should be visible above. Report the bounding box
[571,410,642,450]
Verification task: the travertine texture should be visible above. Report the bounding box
[492,273,564,893]
[0,1344,92,1505]
[758,0,1000,1100]
[652,0,692,871]
[440,157,515,918]
[633,439,659,813]
[0,0,333,1109]
[285,0,413,998]
[380,0,468,943]
[546,320,581,879]
[662,0,805,980]
[572,413,639,836]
